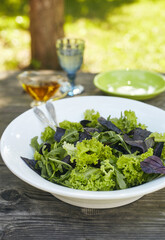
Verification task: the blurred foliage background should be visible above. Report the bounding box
[0,0,165,73]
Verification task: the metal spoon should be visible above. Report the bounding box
[45,101,59,127]
[33,107,56,131]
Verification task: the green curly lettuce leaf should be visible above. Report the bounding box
[148,132,165,142]
[116,148,153,187]
[83,109,100,127]
[75,138,113,167]
[110,110,146,133]
[62,142,77,162]
[41,126,55,143]
[61,138,120,190]
[64,164,116,191]
[59,120,83,131]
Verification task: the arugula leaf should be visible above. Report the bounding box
[61,129,79,143]
[95,131,131,154]
[48,157,73,170]
[30,136,40,151]
[114,168,127,189]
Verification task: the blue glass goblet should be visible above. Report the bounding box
[56,38,85,96]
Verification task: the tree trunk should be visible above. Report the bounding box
[29,0,64,69]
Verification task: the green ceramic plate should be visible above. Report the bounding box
[94,70,165,100]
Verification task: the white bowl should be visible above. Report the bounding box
[1,96,165,209]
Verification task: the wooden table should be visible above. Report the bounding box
[1,70,165,239]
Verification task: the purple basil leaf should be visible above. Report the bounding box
[154,142,164,157]
[113,143,130,154]
[62,155,76,168]
[140,155,165,174]
[54,127,66,142]
[123,134,147,153]
[79,130,92,142]
[39,143,51,155]
[21,157,41,174]
[128,128,151,140]
[144,137,155,150]
[80,120,91,127]
[98,117,122,134]
[62,155,71,164]
[84,127,100,133]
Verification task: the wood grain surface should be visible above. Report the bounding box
[1,70,165,240]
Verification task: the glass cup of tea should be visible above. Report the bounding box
[18,70,70,107]
[56,38,85,96]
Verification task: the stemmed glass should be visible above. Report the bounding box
[56,38,85,96]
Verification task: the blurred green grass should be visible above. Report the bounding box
[0,0,165,73]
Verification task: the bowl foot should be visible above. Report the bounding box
[52,194,143,209]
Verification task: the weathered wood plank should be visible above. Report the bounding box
[0,164,165,239]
